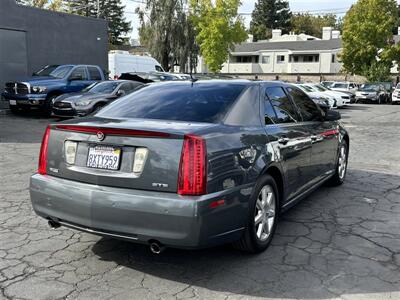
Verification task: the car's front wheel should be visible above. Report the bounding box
[233,174,279,253]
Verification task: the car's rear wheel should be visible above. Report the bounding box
[327,140,348,186]
[233,174,279,253]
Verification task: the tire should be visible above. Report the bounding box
[327,140,349,186]
[42,94,57,117]
[9,106,19,114]
[92,103,104,114]
[233,174,279,253]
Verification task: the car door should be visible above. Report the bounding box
[67,66,91,92]
[286,86,338,184]
[264,85,313,202]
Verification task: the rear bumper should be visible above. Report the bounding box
[30,174,252,249]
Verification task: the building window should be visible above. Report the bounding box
[262,56,270,64]
[331,54,335,63]
[302,55,319,63]
[289,55,299,63]
[277,55,285,64]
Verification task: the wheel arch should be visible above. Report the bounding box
[46,90,63,100]
[261,165,285,210]
[342,134,350,150]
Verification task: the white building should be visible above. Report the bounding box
[197,27,343,75]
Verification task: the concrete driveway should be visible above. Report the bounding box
[0,104,399,300]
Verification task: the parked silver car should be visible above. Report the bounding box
[355,83,387,104]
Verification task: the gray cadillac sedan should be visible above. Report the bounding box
[30,80,349,253]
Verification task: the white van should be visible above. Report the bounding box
[108,51,164,79]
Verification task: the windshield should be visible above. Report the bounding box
[322,81,334,88]
[360,84,379,92]
[88,81,120,94]
[332,83,348,89]
[313,84,328,92]
[34,65,60,76]
[298,85,314,92]
[97,82,247,123]
[48,66,73,79]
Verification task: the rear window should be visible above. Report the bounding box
[97,82,247,123]
[88,66,102,80]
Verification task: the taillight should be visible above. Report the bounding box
[178,135,207,196]
[38,126,51,175]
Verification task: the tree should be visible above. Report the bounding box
[137,0,198,72]
[190,0,247,72]
[291,13,337,38]
[250,0,292,41]
[16,0,63,11]
[341,0,400,80]
[65,0,131,45]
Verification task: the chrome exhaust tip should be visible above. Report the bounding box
[149,241,165,254]
[48,220,60,229]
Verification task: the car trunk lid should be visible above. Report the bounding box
[45,117,214,193]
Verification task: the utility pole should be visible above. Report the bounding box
[96,0,100,18]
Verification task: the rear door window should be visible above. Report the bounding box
[88,67,102,80]
[264,99,277,125]
[286,87,323,122]
[265,87,299,123]
[70,67,88,80]
[98,83,247,123]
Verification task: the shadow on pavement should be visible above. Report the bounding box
[92,168,400,299]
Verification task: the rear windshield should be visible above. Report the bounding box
[97,82,247,123]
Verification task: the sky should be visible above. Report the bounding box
[122,0,359,40]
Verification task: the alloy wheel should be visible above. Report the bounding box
[254,185,276,242]
[338,145,347,179]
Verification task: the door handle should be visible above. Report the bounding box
[277,137,289,145]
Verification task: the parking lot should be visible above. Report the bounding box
[1,104,400,300]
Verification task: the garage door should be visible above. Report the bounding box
[0,29,28,91]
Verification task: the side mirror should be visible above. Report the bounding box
[116,90,126,97]
[324,109,341,121]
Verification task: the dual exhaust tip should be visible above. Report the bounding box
[48,220,165,254]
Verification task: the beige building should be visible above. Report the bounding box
[197,27,343,75]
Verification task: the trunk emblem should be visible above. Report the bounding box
[96,131,105,141]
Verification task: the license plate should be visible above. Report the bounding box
[87,146,121,170]
[9,100,16,105]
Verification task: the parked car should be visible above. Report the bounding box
[306,83,351,107]
[30,80,349,253]
[380,82,394,103]
[2,64,106,114]
[391,83,400,104]
[172,73,192,80]
[330,82,358,102]
[355,83,387,104]
[121,71,179,82]
[108,50,164,79]
[320,81,335,88]
[296,84,336,108]
[52,80,143,117]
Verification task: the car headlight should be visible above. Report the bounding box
[75,100,92,106]
[31,86,47,93]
